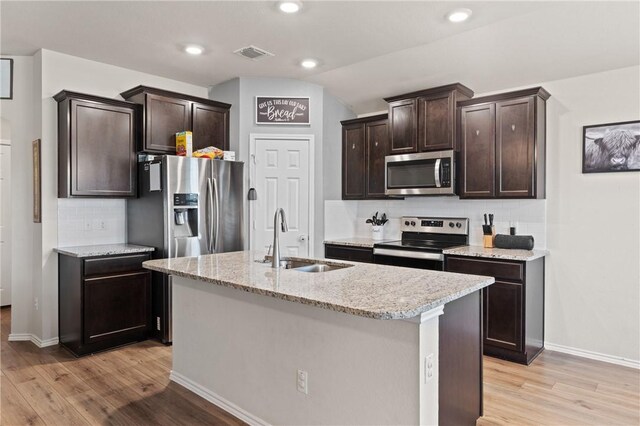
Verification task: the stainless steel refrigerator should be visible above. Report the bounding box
[127,155,244,343]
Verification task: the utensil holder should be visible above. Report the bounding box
[483,226,496,248]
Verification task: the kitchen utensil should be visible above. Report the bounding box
[489,214,494,226]
[484,214,488,226]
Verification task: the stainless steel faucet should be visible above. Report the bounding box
[272,208,289,268]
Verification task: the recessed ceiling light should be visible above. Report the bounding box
[278,1,302,14]
[300,59,317,69]
[447,8,472,23]
[185,45,204,55]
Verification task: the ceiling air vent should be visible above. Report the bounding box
[233,45,275,60]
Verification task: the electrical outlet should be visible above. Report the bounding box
[156,317,161,331]
[34,297,39,311]
[297,369,308,394]
[425,354,434,383]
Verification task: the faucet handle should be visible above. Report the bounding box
[266,244,272,256]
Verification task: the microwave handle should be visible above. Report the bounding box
[434,158,442,188]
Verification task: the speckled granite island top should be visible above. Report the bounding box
[55,244,155,258]
[443,245,548,261]
[143,251,494,320]
[323,237,395,248]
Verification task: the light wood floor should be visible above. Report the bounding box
[1,307,638,425]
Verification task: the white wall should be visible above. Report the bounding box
[209,78,354,257]
[8,49,209,343]
[325,66,640,364]
[0,55,36,335]
[543,66,639,364]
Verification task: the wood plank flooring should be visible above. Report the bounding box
[1,306,638,425]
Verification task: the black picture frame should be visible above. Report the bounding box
[582,120,640,173]
[0,58,13,100]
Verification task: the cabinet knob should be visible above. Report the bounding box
[511,124,516,131]
[476,130,480,136]
[374,141,379,147]
[352,144,356,150]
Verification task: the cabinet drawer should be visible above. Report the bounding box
[446,256,523,282]
[83,271,151,344]
[83,253,151,277]
[325,244,373,263]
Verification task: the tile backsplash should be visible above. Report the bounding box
[325,197,547,249]
[57,199,126,247]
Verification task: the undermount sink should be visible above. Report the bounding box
[282,259,352,273]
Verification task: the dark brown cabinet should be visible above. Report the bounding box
[59,252,152,356]
[324,244,374,263]
[445,255,545,365]
[55,91,138,198]
[121,86,230,154]
[458,87,549,199]
[385,83,473,154]
[341,114,392,200]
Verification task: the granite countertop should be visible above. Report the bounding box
[323,237,395,248]
[143,251,494,320]
[443,245,548,261]
[55,243,155,258]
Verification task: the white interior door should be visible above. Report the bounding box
[0,143,11,306]
[251,135,312,259]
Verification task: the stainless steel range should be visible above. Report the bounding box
[373,216,469,270]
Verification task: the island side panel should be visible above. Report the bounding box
[170,276,433,426]
[439,290,483,425]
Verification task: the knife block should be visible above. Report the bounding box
[483,226,496,248]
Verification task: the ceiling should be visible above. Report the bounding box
[1,1,639,113]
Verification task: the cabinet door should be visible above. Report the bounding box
[83,271,150,344]
[191,102,230,152]
[342,123,366,199]
[418,92,454,151]
[365,119,389,198]
[144,93,191,153]
[496,97,535,198]
[70,100,136,197]
[483,281,523,352]
[459,104,496,198]
[388,99,417,154]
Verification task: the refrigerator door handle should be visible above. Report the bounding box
[207,178,214,253]
[213,177,220,252]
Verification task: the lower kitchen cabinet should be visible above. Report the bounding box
[445,255,544,365]
[324,244,374,263]
[59,252,152,356]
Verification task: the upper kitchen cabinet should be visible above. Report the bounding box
[120,86,230,154]
[341,114,390,200]
[55,90,138,198]
[384,83,474,154]
[458,87,550,199]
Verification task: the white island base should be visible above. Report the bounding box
[170,276,445,425]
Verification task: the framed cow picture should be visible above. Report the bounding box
[583,120,640,173]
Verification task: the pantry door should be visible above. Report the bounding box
[250,134,314,259]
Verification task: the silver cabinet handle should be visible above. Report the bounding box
[476,130,480,136]
[352,143,356,149]
[511,124,516,131]
[375,141,379,147]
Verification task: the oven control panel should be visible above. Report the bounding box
[401,217,469,235]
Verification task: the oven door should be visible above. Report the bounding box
[373,248,444,271]
[385,150,455,196]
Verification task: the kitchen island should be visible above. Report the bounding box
[143,251,494,425]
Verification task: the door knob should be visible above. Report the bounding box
[299,235,308,242]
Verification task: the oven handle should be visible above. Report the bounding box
[373,248,444,261]
[434,158,441,188]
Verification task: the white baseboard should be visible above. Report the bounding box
[545,342,639,369]
[8,333,59,348]
[170,370,270,426]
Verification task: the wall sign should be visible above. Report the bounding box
[256,96,309,125]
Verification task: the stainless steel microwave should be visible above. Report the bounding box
[385,150,455,196]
